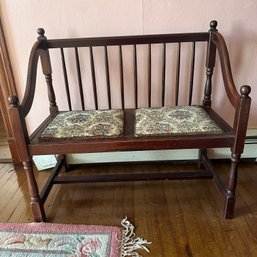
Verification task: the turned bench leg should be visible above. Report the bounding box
[198,148,206,169]
[62,154,70,172]
[23,161,46,222]
[223,153,240,219]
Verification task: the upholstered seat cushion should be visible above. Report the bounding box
[135,106,223,136]
[40,110,124,139]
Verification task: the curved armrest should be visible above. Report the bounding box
[211,32,241,109]
[20,40,43,118]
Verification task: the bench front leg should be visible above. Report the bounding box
[223,153,240,219]
[23,161,46,222]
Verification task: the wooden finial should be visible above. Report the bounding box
[240,85,251,97]
[37,28,46,40]
[8,95,19,107]
[210,20,218,31]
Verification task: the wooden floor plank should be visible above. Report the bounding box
[164,180,192,257]
[208,163,253,257]
[196,180,235,257]
[0,161,257,257]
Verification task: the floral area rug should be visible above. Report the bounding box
[0,218,151,257]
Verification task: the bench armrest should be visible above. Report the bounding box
[20,40,43,118]
[211,31,247,108]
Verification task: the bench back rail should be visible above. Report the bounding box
[24,32,214,115]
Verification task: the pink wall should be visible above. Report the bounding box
[1,0,256,131]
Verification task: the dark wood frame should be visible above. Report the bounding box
[0,18,20,164]
[8,21,251,222]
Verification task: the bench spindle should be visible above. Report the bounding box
[104,46,112,109]
[203,21,217,107]
[189,41,196,105]
[175,42,181,106]
[45,74,57,113]
[60,48,72,111]
[148,44,152,107]
[162,43,166,106]
[89,46,98,110]
[119,45,125,109]
[134,45,138,108]
[74,47,85,110]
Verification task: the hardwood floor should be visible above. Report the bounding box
[0,114,11,162]
[0,161,257,256]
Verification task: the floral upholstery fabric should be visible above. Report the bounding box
[135,106,223,136]
[40,110,124,139]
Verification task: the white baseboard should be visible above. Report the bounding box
[66,144,257,165]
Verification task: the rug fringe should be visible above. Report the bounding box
[120,217,151,257]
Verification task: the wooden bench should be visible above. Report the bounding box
[8,20,251,222]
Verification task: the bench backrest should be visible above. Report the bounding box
[22,22,221,117]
